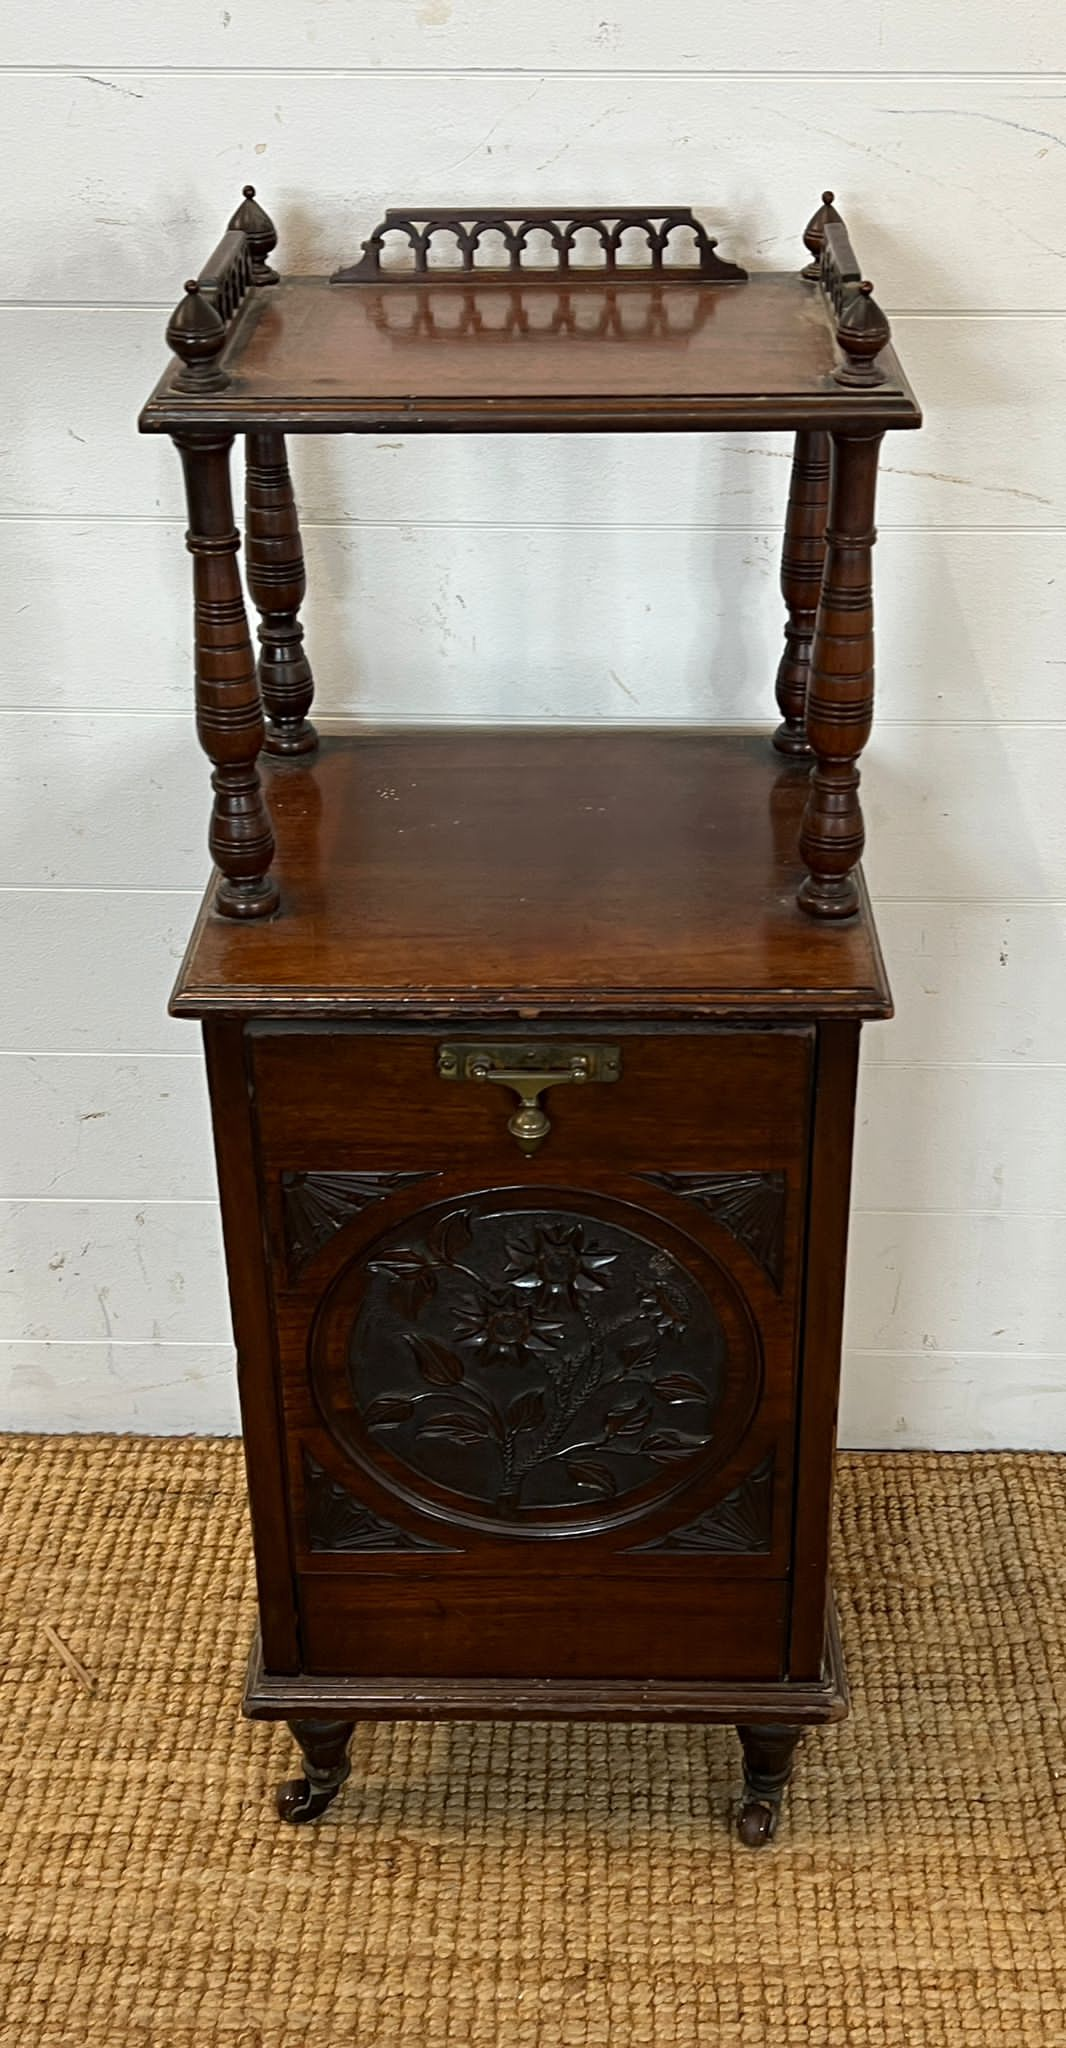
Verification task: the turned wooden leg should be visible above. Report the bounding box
[245,431,317,757]
[772,430,830,758]
[175,432,278,919]
[798,430,883,919]
[736,1723,805,1846]
[276,1717,354,1824]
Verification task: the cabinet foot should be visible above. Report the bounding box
[276,1716,354,1825]
[735,1722,805,1847]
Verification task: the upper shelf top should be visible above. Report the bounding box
[139,192,922,436]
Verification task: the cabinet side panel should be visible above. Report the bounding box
[202,1019,300,1671]
[788,1018,861,1677]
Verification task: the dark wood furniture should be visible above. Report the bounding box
[141,192,920,1844]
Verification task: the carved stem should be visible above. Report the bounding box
[244,431,318,757]
[175,433,278,918]
[798,430,882,920]
[773,430,830,758]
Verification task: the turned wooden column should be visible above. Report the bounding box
[773,431,830,757]
[798,429,882,919]
[245,432,318,756]
[175,432,278,918]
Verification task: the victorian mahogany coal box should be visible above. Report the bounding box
[139,191,921,1844]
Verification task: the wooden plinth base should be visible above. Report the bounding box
[244,1594,847,1726]
[244,1595,847,1843]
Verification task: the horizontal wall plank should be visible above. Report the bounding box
[839,1350,1066,1451]
[862,726,1066,904]
[3,312,1060,530]
[0,1055,213,1201]
[0,892,197,1053]
[7,75,1066,309]
[5,522,1065,726]
[867,904,1066,1067]
[1,716,207,889]
[0,1200,229,1342]
[847,1209,1066,1355]
[0,1339,238,1433]
[8,2,1061,74]
[854,1064,1066,1217]
[5,715,1066,899]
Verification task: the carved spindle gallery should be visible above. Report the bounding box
[799,430,883,918]
[175,433,278,918]
[773,431,831,757]
[245,433,318,756]
[331,206,748,284]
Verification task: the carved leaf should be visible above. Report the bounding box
[405,1333,465,1387]
[507,1389,547,1432]
[653,1372,708,1403]
[643,1429,708,1463]
[369,1249,439,1320]
[621,1334,660,1371]
[419,1409,493,1446]
[641,1172,786,1290]
[429,1208,473,1266]
[567,1458,617,1499]
[605,1398,652,1438]
[364,1394,415,1427]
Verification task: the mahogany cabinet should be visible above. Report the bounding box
[142,193,920,1843]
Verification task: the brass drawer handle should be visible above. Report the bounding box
[437,1041,622,1156]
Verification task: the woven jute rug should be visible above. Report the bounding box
[0,1439,1063,2047]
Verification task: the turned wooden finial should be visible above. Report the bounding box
[166,278,228,391]
[801,190,842,279]
[228,183,279,284]
[833,279,891,386]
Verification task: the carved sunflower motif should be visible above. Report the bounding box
[451,1288,565,1366]
[504,1221,616,1306]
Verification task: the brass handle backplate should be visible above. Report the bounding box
[437,1040,622,1156]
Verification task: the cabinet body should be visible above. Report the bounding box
[206,1013,859,1701]
[173,726,890,1832]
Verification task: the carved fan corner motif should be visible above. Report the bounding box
[302,1450,452,1554]
[632,1449,775,1555]
[641,1171,786,1289]
[281,1170,437,1275]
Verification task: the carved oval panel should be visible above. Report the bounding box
[312,1189,763,1538]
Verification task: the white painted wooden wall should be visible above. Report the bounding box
[3,4,1065,1447]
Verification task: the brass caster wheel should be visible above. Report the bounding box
[736,1796,779,1848]
[276,1774,343,1824]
